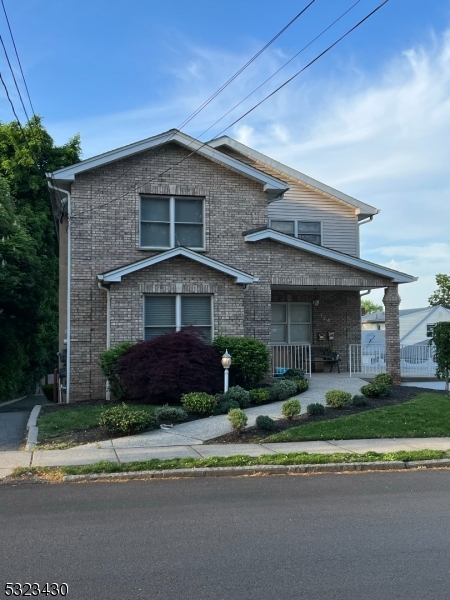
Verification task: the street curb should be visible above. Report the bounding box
[0,395,27,408]
[62,458,450,482]
[26,406,41,450]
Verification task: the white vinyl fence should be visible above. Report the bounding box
[349,344,436,377]
[271,344,312,377]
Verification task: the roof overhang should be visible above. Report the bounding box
[209,136,379,220]
[47,129,289,202]
[97,247,259,284]
[244,229,417,284]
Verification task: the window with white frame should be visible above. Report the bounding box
[271,302,311,344]
[270,220,322,245]
[144,295,212,341]
[426,323,436,337]
[140,196,204,249]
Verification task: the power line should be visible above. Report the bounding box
[0,34,30,122]
[70,0,390,219]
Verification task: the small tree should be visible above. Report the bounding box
[428,274,450,309]
[99,342,133,400]
[361,299,383,315]
[431,322,450,392]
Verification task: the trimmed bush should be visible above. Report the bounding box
[283,368,305,380]
[373,373,394,386]
[154,405,188,423]
[256,415,276,431]
[249,388,271,404]
[99,342,133,400]
[325,389,352,408]
[228,408,248,431]
[352,394,369,407]
[218,400,240,414]
[98,403,156,436]
[307,403,325,416]
[360,383,391,398]
[222,385,250,408]
[116,328,223,403]
[41,384,54,402]
[181,392,217,416]
[269,379,298,402]
[282,398,301,419]
[212,335,270,387]
[294,379,309,394]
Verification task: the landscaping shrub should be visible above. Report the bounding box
[373,373,394,386]
[116,328,223,403]
[360,383,391,398]
[282,398,301,419]
[222,385,250,408]
[98,403,156,436]
[227,408,248,431]
[212,335,270,387]
[307,403,325,416]
[249,388,271,404]
[269,379,297,402]
[325,389,352,408]
[218,400,240,414]
[41,384,54,402]
[283,368,305,380]
[294,379,309,393]
[154,405,188,423]
[352,394,369,407]
[181,392,217,416]
[99,342,133,400]
[256,415,276,431]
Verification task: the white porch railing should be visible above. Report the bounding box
[349,344,436,377]
[270,344,311,377]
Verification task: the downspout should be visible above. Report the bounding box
[357,215,373,256]
[48,181,71,404]
[98,281,111,401]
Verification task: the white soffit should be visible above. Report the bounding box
[244,229,416,284]
[97,247,259,284]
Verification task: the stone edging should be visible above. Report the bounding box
[63,458,450,482]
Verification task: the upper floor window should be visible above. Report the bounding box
[270,220,322,245]
[140,196,205,250]
[426,323,436,337]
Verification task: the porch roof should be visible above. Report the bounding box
[244,229,417,284]
[97,246,259,284]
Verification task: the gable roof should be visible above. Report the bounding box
[244,228,416,284]
[48,129,289,201]
[209,136,379,220]
[97,246,259,284]
[362,306,450,323]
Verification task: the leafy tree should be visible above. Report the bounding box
[361,299,383,315]
[428,274,450,309]
[0,117,81,399]
[431,322,450,393]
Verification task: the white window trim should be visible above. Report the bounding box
[426,323,436,337]
[143,294,214,340]
[270,301,312,344]
[139,195,206,251]
[269,219,323,245]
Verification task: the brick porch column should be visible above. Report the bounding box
[383,284,401,384]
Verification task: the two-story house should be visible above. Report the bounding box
[47,129,416,402]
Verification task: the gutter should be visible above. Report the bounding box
[98,282,111,401]
[48,181,71,404]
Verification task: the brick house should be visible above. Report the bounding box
[47,130,416,402]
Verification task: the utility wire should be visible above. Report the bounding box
[70,0,390,219]
[0,34,30,122]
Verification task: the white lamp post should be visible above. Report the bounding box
[221,349,232,393]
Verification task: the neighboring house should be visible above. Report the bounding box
[362,306,450,345]
[47,130,416,402]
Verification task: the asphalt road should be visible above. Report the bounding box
[2,470,450,599]
[0,396,50,451]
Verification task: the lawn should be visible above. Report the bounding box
[37,403,160,445]
[265,393,450,443]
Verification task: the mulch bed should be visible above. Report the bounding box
[37,386,446,448]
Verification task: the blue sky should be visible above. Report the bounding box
[2,0,450,308]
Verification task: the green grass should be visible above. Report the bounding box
[37,403,160,443]
[265,392,450,443]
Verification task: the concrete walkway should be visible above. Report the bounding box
[1,374,449,478]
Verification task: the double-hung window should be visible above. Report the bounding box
[270,220,322,245]
[144,295,212,341]
[426,323,436,338]
[271,303,311,344]
[140,196,204,249]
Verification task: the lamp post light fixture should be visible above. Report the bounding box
[221,349,232,393]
